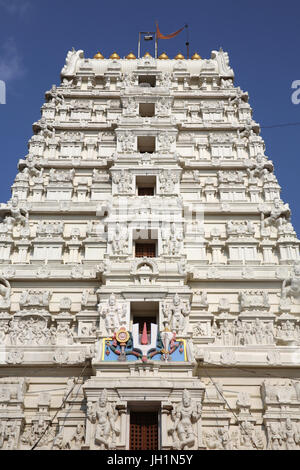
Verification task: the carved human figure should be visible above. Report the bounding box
[119,131,135,152]
[98,293,126,336]
[240,421,255,449]
[159,170,178,194]
[9,196,28,227]
[163,223,183,256]
[37,117,54,139]
[163,294,190,334]
[158,132,175,153]
[261,198,290,230]
[281,263,300,301]
[112,170,133,194]
[218,427,232,450]
[156,97,170,115]
[238,119,255,139]
[122,72,136,87]
[0,277,11,306]
[123,97,136,116]
[267,422,284,450]
[169,389,202,450]
[24,154,43,178]
[48,84,64,106]
[284,419,297,450]
[87,390,120,449]
[67,424,85,450]
[110,223,128,255]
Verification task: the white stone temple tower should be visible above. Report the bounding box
[0,47,299,451]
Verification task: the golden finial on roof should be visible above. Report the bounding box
[109,52,120,59]
[191,52,201,60]
[94,52,105,59]
[158,52,169,60]
[174,52,185,60]
[143,51,152,58]
[126,52,136,60]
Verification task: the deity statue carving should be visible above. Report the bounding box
[119,131,135,152]
[162,294,190,334]
[65,424,85,450]
[157,131,175,153]
[281,262,300,302]
[6,196,29,227]
[110,223,128,256]
[0,421,19,450]
[204,427,232,450]
[260,198,290,230]
[36,117,54,139]
[282,418,299,450]
[87,389,120,450]
[0,277,11,308]
[122,72,136,88]
[168,389,202,449]
[162,223,183,256]
[156,97,171,115]
[97,293,127,336]
[159,72,172,88]
[237,119,256,139]
[46,84,64,106]
[23,154,43,178]
[112,170,133,194]
[247,153,273,180]
[123,97,136,116]
[159,170,179,194]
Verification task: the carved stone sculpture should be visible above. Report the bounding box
[87,389,120,449]
[162,294,190,334]
[61,48,84,76]
[98,293,126,336]
[168,389,202,449]
[281,263,300,301]
[0,277,11,308]
[110,223,128,256]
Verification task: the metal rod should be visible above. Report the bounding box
[138,32,141,58]
[185,24,189,59]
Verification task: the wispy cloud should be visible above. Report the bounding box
[0,0,32,16]
[0,38,26,82]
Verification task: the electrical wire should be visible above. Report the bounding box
[261,122,300,129]
[30,360,90,451]
[202,369,259,450]
[200,360,300,383]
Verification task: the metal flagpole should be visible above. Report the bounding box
[138,32,141,58]
[185,24,190,59]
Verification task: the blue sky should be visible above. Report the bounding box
[0,0,299,234]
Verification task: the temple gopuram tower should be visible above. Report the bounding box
[0,47,299,451]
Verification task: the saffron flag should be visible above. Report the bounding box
[156,23,186,40]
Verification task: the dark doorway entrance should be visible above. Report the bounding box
[129,411,158,450]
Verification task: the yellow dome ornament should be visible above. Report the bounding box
[109,52,120,59]
[174,52,185,60]
[143,51,152,58]
[158,52,169,60]
[191,52,201,60]
[126,52,136,60]
[94,52,104,59]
